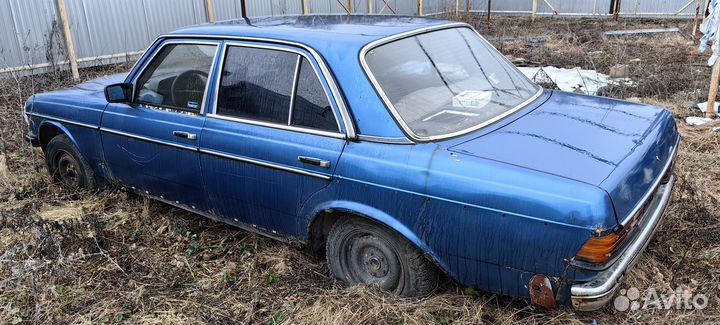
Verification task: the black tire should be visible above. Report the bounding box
[45,134,96,190]
[326,217,439,297]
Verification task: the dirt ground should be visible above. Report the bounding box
[1,15,720,324]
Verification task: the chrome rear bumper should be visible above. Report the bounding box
[570,176,675,311]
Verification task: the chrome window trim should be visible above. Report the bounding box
[356,134,414,145]
[206,113,345,139]
[199,148,331,180]
[28,112,99,130]
[210,41,342,136]
[130,40,221,115]
[358,23,543,142]
[619,136,680,226]
[288,55,302,125]
[160,34,356,140]
[100,127,198,151]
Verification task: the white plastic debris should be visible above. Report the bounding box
[517,66,634,96]
[686,116,715,126]
[700,0,720,66]
[697,101,720,113]
[605,28,682,36]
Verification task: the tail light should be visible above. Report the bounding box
[575,232,621,263]
[576,199,649,264]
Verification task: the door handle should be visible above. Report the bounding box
[173,131,197,140]
[298,156,330,168]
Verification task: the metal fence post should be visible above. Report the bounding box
[368,0,373,13]
[240,0,247,18]
[487,0,491,22]
[532,0,538,21]
[693,0,700,36]
[302,0,309,15]
[55,0,79,81]
[206,0,215,22]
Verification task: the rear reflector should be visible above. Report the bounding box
[660,157,674,184]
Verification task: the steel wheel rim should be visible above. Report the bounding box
[56,151,81,188]
[342,232,401,291]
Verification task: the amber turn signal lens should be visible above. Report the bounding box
[575,233,620,263]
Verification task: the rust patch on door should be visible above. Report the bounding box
[529,274,556,309]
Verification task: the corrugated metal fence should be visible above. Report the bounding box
[0,0,703,77]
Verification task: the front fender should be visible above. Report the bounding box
[38,120,80,149]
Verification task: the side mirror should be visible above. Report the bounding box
[104,83,133,103]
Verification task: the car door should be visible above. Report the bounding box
[101,40,220,211]
[200,42,347,237]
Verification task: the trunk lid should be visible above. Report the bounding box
[448,91,679,225]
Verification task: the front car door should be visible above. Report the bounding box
[101,40,220,211]
[200,41,348,237]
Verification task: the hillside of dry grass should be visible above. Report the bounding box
[1,16,719,324]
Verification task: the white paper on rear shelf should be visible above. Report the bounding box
[452,90,492,109]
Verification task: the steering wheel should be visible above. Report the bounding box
[170,70,208,109]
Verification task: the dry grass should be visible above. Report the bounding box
[1,16,720,325]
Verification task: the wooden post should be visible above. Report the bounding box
[369,0,373,14]
[205,0,215,22]
[455,0,459,16]
[417,0,422,16]
[487,0,491,22]
[465,0,470,19]
[55,0,79,81]
[348,0,352,14]
[693,0,701,37]
[531,0,538,22]
[613,0,621,21]
[302,0,309,15]
[707,60,720,119]
[240,0,247,18]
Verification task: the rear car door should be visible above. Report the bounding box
[101,40,220,211]
[200,42,347,236]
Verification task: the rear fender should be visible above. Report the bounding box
[307,200,450,273]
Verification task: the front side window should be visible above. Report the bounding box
[365,27,540,139]
[135,43,217,112]
[216,45,340,133]
[217,47,297,124]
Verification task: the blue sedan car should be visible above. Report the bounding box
[24,15,678,310]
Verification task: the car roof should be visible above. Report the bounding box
[168,14,459,52]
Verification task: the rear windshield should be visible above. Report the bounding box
[364,27,540,139]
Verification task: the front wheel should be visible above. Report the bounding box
[45,134,96,190]
[326,217,439,297]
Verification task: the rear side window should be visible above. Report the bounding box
[291,58,337,132]
[216,45,339,133]
[135,43,216,112]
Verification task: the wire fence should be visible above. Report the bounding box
[0,0,705,79]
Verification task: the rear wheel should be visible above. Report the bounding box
[326,217,438,297]
[45,134,95,190]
